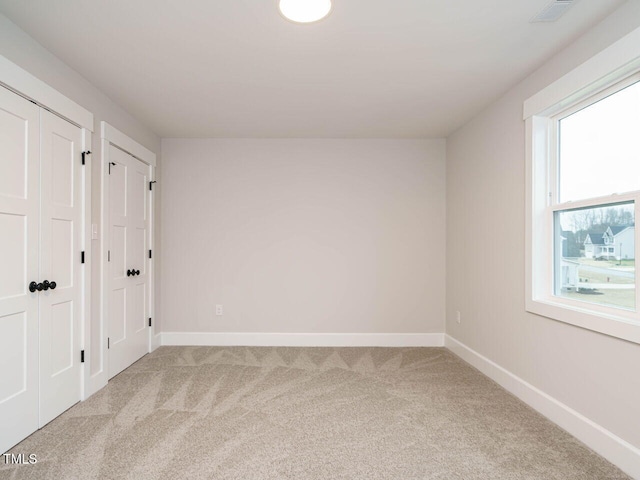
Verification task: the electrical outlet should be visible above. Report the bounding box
[216,305,223,316]
[456,311,461,324]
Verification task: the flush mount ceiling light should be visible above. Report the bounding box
[278,0,332,24]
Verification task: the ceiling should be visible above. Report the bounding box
[0,0,627,138]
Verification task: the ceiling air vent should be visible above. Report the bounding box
[531,0,576,23]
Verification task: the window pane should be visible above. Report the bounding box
[559,80,640,203]
[554,202,635,311]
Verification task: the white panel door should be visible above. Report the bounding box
[108,145,149,378]
[0,87,40,453]
[38,109,83,427]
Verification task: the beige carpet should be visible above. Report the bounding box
[1,346,629,480]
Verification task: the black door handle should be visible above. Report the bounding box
[29,281,54,293]
[135,270,140,276]
[127,269,133,277]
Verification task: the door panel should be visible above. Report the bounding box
[0,214,26,298]
[110,156,127,218]
[51,218,73,288]
[131,170,146,223]
[0,106,28,200]
[131,227,146,275]
[39,108,82,427]
[50,301,73,375]
[111,225,127,278]
[0,87,39,454]
[108,146,149,378]
[132,283,146,334]
[51,133,74,207]
[0,312,27,403]
[110,288,126,343]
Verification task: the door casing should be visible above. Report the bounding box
[0,78,91,452]
[98,122,156,392]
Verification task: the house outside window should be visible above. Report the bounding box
[524,28,640,345]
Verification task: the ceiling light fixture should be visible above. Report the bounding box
[278,0,332,24]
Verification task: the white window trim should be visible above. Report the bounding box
[525,26,640,345]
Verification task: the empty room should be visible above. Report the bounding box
[1,0,639,478]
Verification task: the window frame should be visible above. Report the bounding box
[525,26,640,344]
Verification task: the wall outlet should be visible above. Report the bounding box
[215,305,223,316]
[456,311,461,324]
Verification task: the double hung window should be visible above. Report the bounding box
[525,28,640,344]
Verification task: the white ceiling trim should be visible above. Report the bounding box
[0,53,93,130]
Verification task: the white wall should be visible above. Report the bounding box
[0,13,162,376]
[446,0,640,455]
[161,139,446,336]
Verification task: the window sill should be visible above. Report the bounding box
[526,297,640,345]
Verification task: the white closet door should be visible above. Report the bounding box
[127,149,150,364]
[108,145,149,378]
[38,109,82,427]
[0,88,40,453]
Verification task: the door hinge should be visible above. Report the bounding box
[108,250,111,262]
[107,338,110,349]
[148,318,152,327]
[149,181,157,191]
[108,162,116,174]
[81,150,92,165]
[81,251,85,264]
[149,249,152,259]
[81,350,85,363]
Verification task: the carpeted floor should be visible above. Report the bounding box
[0,346,630,480]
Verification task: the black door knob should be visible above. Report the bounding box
[50,281,57,290]
[42,280,50,291]
[135,270,140,276]
[29,281,39,293]
[127,269,133,277]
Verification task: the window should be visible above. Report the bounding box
[554,201,634,311]
[525,26,640,344]
[557,80,640,203]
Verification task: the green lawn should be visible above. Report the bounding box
[577,270,634,284]
[575,258,635,268]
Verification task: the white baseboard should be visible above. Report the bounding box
[160,332,445,347]
[151,333,162,351]
[445,335,640,479]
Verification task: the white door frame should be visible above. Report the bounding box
[100,122,156,387]
[0,55,94,403]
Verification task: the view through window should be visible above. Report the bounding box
[553,80,639,311]
[555,203,635,310]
